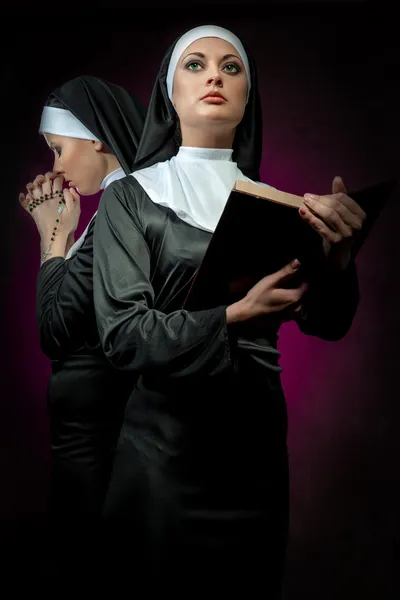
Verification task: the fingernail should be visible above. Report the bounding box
[291,259,300,269]
[304,194,317,201]
[299,208,306,215]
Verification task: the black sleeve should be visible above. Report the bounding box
[92,183,233,378]
[36,220,95,359]
[295,259,360,341]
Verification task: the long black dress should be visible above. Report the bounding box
[37,221,135,585]
[93,175,359,594]
[37,220,134,518]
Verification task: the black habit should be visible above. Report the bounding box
[92,37,359,595]
[35,75,145,581]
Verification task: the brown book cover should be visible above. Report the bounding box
[183,178,398,311]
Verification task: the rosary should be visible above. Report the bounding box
[27,189,65,265]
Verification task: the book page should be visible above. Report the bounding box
[234,180,303,209]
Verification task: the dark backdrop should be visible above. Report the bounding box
[1,3,399,596]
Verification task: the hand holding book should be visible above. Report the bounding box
[226,258,308,324]
[183,175,397,317]
[300,176,367,272]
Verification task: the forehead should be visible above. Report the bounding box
[43,133,66,145]
[181,37,241,60]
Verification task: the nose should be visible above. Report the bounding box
[206,65,223,87]
[53,155,64,174]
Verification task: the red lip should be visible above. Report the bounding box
[201,91,226,101]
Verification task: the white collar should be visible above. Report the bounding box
[176,146,234,162]
[132,145,264,233]
[100,166,125,190]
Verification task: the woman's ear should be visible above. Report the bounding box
[93,140,104,152]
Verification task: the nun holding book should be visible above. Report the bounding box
[93,26,364,594]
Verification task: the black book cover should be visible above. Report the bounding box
[183,179,398,311]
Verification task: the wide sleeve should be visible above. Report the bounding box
[92,183,233,378]
[36,220,95,359]
[295,258,360,341]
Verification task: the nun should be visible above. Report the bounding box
[19,75,145,585]
[93,26,364,594]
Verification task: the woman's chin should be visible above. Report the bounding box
[74,185,98,196]
[197,107,239,127]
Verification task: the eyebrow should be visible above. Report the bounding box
[182,51,242,63]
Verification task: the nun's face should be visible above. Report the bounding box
[44,133,106,195]
[172,37,248,134]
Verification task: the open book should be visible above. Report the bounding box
[183,178,398,311]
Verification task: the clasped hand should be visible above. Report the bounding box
[19,171,81,244]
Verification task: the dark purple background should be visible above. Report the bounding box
[2,4,399,596]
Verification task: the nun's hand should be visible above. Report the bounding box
[19,172,80,244]
[19,171,64,220]
[226,259,308,323]
[299,176,366,271]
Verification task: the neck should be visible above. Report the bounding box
[180,124,235,149]
[103,154,121,177]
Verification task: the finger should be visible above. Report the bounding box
[27,193,39,213]
[33,174,45,188]
[301,198,356,238]
[52,173,65,195]
[26,182,34,195]
[304,189,366,222]
[19,193,30,209]
[21,192,36,213]
[30,182,44,201]
[341,192,366,221]
[332,175,347,195]
[31,175,46,201]
[272,281,309,309]
[299,205,342,244]
[63,188,74,204]
[309,190,365,223]
[63,188,81,210]
[270,258,301,287]
[290,281,308,302]
[41,173,53,197]
[69,187,81,203]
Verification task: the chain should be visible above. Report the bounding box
[38,191,66,265]
[28,189,63,213]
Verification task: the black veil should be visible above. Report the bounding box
[45,75,146,175]
[133,27,263,181]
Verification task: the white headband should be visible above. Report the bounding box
[166,25,251,102]
[39,106,100,141]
